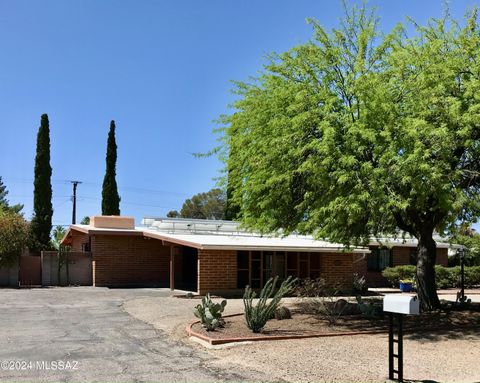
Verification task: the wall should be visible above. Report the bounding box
[70,232,90,252]
[41,251,92,286]
[0,258,19,287]
[197,250,367,295]
[197,249,237,295]
[91,235,170,287]
[318,252,365,287]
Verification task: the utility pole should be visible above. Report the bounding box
[70,180,82,224]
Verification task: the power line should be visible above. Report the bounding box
[2,177,190,196]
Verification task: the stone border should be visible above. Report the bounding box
[186,314,388,345]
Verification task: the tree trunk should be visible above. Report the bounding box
[416,231,440,310]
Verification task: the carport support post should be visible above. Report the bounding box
[170,246,175,291]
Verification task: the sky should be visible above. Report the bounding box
[0,0,478,229]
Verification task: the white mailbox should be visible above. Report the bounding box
[383,294,420,315]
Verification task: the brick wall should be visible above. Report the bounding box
[318,252,368,288]
[70,232,90,252]
[197,249,237,295]
[91,235,170,287]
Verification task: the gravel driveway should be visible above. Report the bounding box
[0,287,263,382]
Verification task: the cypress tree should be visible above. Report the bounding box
[101,120,121,215]
[0,176,8,207]
[30,114,53,251]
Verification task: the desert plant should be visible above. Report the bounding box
[353,273,367,295]
[193,293,227,331]
[274,306,292,320]
[382,266,416,286]
[313,289,349,325]
[355,296,382,319]
[294,277,326,297]
[243,276,297,333]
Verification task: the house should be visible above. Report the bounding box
[61,216,450,294]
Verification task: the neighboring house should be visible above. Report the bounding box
[61,216,450,294]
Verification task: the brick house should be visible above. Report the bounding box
[61,216,450,294]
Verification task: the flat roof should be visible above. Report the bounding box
[63,224,369,253]
[62,218,453,252]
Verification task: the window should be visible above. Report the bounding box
[368,248,392,271]
[237,251,249,288]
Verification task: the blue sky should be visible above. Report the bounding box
[0,0,478,228]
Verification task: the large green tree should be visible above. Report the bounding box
[30,114,53,251]
[102,120,121,215]
[0,207,29,266]
[0,176,23,213]
[218,6,480,310]
[180,188,226,219]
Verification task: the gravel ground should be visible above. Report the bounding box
[124,293,480,383]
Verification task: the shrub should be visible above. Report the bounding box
[193,293,227,331]
[355,296,382,318]
[382,265,416,286]
[465,266,480,287]
[434,265,453,289]
[294,277,326,297]
[383,265,480,288]
[243,276,297,333]
[274,306,292,320]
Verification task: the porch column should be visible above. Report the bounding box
[170,246,175,291]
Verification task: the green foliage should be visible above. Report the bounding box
[57,244,71,286]
[193,293,227,331]
[166,210,180,218]
[180,188,226,220]
[30,114,53,251]
[243,276,297,333]
[0,176,23,214]
[451,233,480,266]
[383,265,480,288]
[435,266,480,289]
[355,296,382,319]
[51,226,66,251]
[80,216,90,225]
[215,3,480,310]
[382,266,416,286]
[0,208,29,266]
[274,306,292,320]
[102,120,121,215]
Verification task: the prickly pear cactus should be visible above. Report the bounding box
[193,293,227,331]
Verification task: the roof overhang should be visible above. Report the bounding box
[62,225,369,253]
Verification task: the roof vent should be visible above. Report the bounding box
[90,216,135,229]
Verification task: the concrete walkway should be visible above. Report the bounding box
[0,287,260,382]
[369,287,480,302]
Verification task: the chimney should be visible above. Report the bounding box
[89,216,135,229]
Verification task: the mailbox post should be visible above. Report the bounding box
[383,295,420,382]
